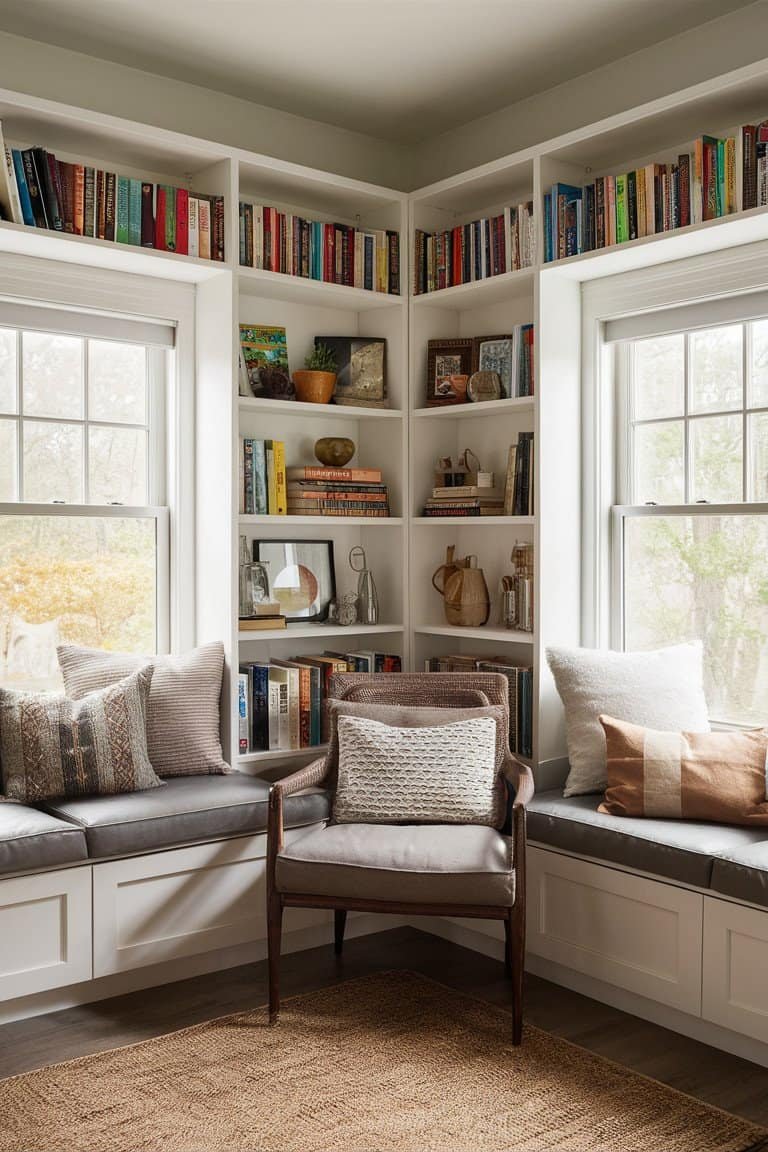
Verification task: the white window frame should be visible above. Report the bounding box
[581,237,768,653]
[0,253,196,654]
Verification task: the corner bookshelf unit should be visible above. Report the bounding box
[3,58,768,782]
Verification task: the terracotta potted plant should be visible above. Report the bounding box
[293,343,337,404]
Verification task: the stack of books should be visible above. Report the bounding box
[239,439,287,516]
[0,131,224,260]
[504,433,534,516]
[544,134,737,260]
[414,202,535,294]
[424,654,533,757]
[742,120,768,209]
[238,650,402,753]
[238,202,400,294]
[423,485,504,518]
[287,465,390,518]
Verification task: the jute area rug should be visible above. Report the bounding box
[1,971,766,1152]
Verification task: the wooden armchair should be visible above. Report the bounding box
[266,673,534,1043]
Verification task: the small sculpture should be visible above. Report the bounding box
[314,437,355,467]
[349,545,379,625]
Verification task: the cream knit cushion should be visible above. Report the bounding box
[57,642,228,777]
[334,714,500,825]
[546,643,710,798]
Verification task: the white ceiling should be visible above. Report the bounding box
[0,0,756,143]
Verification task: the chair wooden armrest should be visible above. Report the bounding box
[268,756,331,873]
[501,754,535,809]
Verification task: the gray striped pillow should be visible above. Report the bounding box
[57,642,228,778]
[0,667,161,802]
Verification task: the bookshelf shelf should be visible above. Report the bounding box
[414,624,534,644]
[238,266,403,310]
[412,516,534,526]
[412,397,534,420]
[239,514,404,527]
[238,396,403,421]
[412,267,535,309]
[238,623,405,642]
[237,745,327,767]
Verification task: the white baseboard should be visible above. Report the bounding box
[407,915,768,1069]
[0,912,404,1026]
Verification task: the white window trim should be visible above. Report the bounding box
[0,252,196,653]
[581,236,768,651]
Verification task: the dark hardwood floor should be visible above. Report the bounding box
[2,926,768,1125]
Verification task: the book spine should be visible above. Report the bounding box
[104,171,116,241]
[188,196,199,257]
[253,666,270,751]
[23,150,48,228]
[238,674,249,754]
[678,154,691,228]
[164,185,177,251]
[11,150,34,226]
[725,136,736,215]
[175,187,189,255]
[198,197,211,260]
[96,169,106,238]
[266,441,277,514]
[297,666,311,748]
[627,170,637,241]
[615,173,628,244]
[127,178,141,246]
[140,182,154,247]
[213,196,225,261]
[743,125,758,211]
[243,437,254,515]
[154,184,167,249]
[252,439,268,515]
[72,164,85,235]
[273,440,287,515]
[239,202,247,266]
[287,467,382,482]
[116,175,130,243]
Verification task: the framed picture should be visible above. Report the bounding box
[252,539,336,622]
[426,338,473,407]
[474,334,515,399]
[315,336,387,407]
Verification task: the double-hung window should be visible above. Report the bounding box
[0,305,172,691]
[610,312,768,727]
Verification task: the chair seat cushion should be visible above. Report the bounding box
[275,823,514,906]
[710,843,768,908]
[42,773,330,859]
[0,803,88,876]
[527,790,767,888]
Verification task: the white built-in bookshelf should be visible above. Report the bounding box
[2,59,768,777]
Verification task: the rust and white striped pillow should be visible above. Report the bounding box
[57,643,228,778]
[599,715,768,825]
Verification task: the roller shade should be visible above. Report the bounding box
[603,289,768,344]
[0,299,175,347]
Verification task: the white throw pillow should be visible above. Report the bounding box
[334,714,500,825]
[546,643,710,797]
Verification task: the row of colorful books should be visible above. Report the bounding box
[544,134,738,260]
[238,652,402,753]
[0,135,224,260]
[286,465,390,518]
[414,202,535,294]
[423,655,533,758]
[238,202,400,294]
[239,439,287,516]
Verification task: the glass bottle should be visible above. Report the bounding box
[239,536,271,618]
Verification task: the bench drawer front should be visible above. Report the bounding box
[527,847,703,1014]
[0,868,92,1000]
[703,896,768,1042]
[93,832,326,976]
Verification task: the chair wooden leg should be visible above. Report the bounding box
[334,909,347,956]
[510,901,525,1045]
[504,916,513,976]
[267,891,283,1025]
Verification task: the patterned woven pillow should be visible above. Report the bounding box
[0,667,162,803]
[334,713,501,826]
[57,642,228,777]
[599,714,768,825]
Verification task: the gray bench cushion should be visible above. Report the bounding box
[527,790,767,888]
[710,844,768,909]
[276,823,515,905]
[0,803,88,876]
[42,773,330,859]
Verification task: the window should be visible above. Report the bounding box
[0,314,171,691]
[613,318,768,726]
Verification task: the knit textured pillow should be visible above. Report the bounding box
[334,714,501,825]
[57,642,228,777]
[0,667,162,803]
[599,715,768,826]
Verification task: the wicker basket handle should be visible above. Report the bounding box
[432,544,457,594]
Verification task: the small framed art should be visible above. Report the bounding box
[426,338,473,407]
[252,539,336,622]
[473,334,515,399]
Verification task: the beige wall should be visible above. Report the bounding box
[409,1,768,188]
[0,30,411,189]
